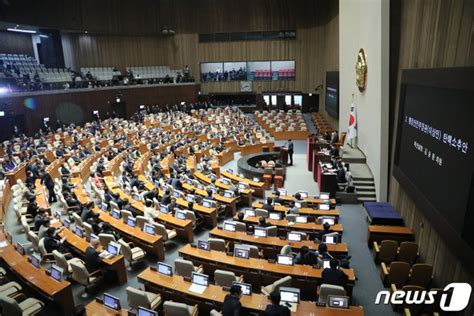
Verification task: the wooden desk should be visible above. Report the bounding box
[85,300,128,316]
[99,212,165,260]
[237,216,344,237]
[221,170,265,198]
[367,225,415,247]
[105,178,194,243]
[58,228,128,285]
[267,194,337,206]
[0,180,12,221]
[0,237,74,315]
[252,201,340,219]
[138,268,364,315]
[5,162,26,185]
[182,182,239,216]
[217,150,234,166]
[194,172,253,206]
[208,227,349,259]
[46,158,64,181]
[240,143,275,156]
[179,244,355,300]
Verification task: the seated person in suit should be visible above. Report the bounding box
[100,222,120,241]
[273,191,285,205]
[86,213,102,235]
[262,197,274,212]
[287,201,300,214]
[295,246,318,266]
[321,258,349,288]
[317,222,333,241]
[80,201,96,222]
[161,189,172,205]
[237,211,253,233]
[44,227,68,254]
[85,239,102,273]
[258,216,269,228]
[34,208,49,231]
[222,284,242,316]
[167,198,178,213]
[264,291,291,316]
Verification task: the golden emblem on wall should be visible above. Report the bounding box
[355,48,367,92]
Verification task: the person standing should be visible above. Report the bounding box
[287,139,294,166]
[222,284,242,316]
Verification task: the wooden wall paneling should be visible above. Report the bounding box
[389,0,474,313]
[0,31,34,56]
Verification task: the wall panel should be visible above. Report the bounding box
[0,31,34,56]
[389,0,474,313]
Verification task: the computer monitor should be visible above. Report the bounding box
[232,282,252,296]
[132,194,140,201]
[209,174,217,181]
[192,272,209,287]
[15,243,25,255]
[63,218,71,228]
[103,293,121,311]
[323,259,331,269]
[223,190,234,198]
[254,227,267,237]
[127,217,136,227]
[327,295,350,309]
[244,209,256,217]
[223,222,236,232]
[107,242,120,256]
[319,192,330,200]
[253,177,260,182]
[125,187,131,195]
[186,195,195,203]
[280,287,300,304]
[295,216,307,223]
[294,202,302,208]
[287,232,302,242]
[101,202,108,211]
[322,217,335,225]
[187,179,193,185]
[157,262,173,276]
[323,234,337,244]
[75,226,84,238]
[159,205,169,214]
[50,264,64,282]
[143,223,155,235]
[269,212,281,220]
[111,209,121,219]
[277,254,294,266]
[297,191,308,199]
[153,180,160,188]
[202,199,213,208]
[227,169,234,174]
[197,240,210,251]
[54,211,61,219]
[234,247,250,259]
[278,188,287,196]
[319,204,330,210]
[238,183,248,190]
[209,186,218,194]
[30,253,41,268]
[221,178,231,185]
[137,306,158,316]
[174,211,185,220]
[172,191,182,198]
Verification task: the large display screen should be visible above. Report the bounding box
[394,67,474,255]
[325,71,339,118]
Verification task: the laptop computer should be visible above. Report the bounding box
[186,195,195,203]
[75,226,84,238]
[295,216,307,223]
[232,281,252,295]
[297,191,308,199]
[157,262,173,276]
[223,190,234,198]
[328,295,350,309]
[269,212,281,220]
[223,222,236,232]
[159,205,169,214]
[321,217,335,225]
[319,192,330,200]
[63,218,71,228]
[277,254,294,266]
[202,199,213,208]
[175,210,186,220]
[253,177,260,182]
[280,287,300,312]
[127,217,136,228]
[319,203,330,210]
[15,243,25,255]
[323,234,337,244]
[30,253,41,268]
[103,293,121,311]
[111,209,121,219]
[234,247,250,259]
[101,202,108,211]
[100,241,121,259]
[254,227,267,238]
[287,232,302,242]
[188,272,209,294]
[143,223,155,235]
[278,188,287,196]
[197,240,210,251]
[137,306,158,316]
[244,209,256,217]
[322,259,331,269]
[50,264,64,282]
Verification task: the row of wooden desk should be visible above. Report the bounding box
[252,201,340,219]
[137,268,363,315]
[209,227,349,258]
[178,244,355,300]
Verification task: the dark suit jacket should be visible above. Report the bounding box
[222,295,242,316]
[263,304,291,316]
[85,246,102,273]
[322,267,349,288]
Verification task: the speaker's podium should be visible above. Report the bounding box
[280,147,288,165]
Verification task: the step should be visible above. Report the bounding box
[353,179,375,185]
[358,196,377,202]
[355,186,376,192]
[342,157,367,164]
[353,175,374,181]
[356,192,377,198]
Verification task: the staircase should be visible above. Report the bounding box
[341,146,377,202]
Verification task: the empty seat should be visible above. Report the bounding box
[380,261,411,287]
[118,239,146,270]
[373,240,399,263]
[174,259,203,279]
[70,260,103,298]
[126,286,162,310]
[208,238,226,252]
[397,242,418,265]
[0,295,44,316]
[318,284,346,303]
[152,223,177,241]
[214,269,243,288]
[163,301,198,316]
[408,264,433,289]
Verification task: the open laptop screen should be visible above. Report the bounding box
[103,293,121,311]
[280,287,300,303]
[192,272,209,286]
[157,262,173,276]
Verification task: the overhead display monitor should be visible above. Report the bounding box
[200,62,224,82]
[325,71,339,118]
[271,60,296,80]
